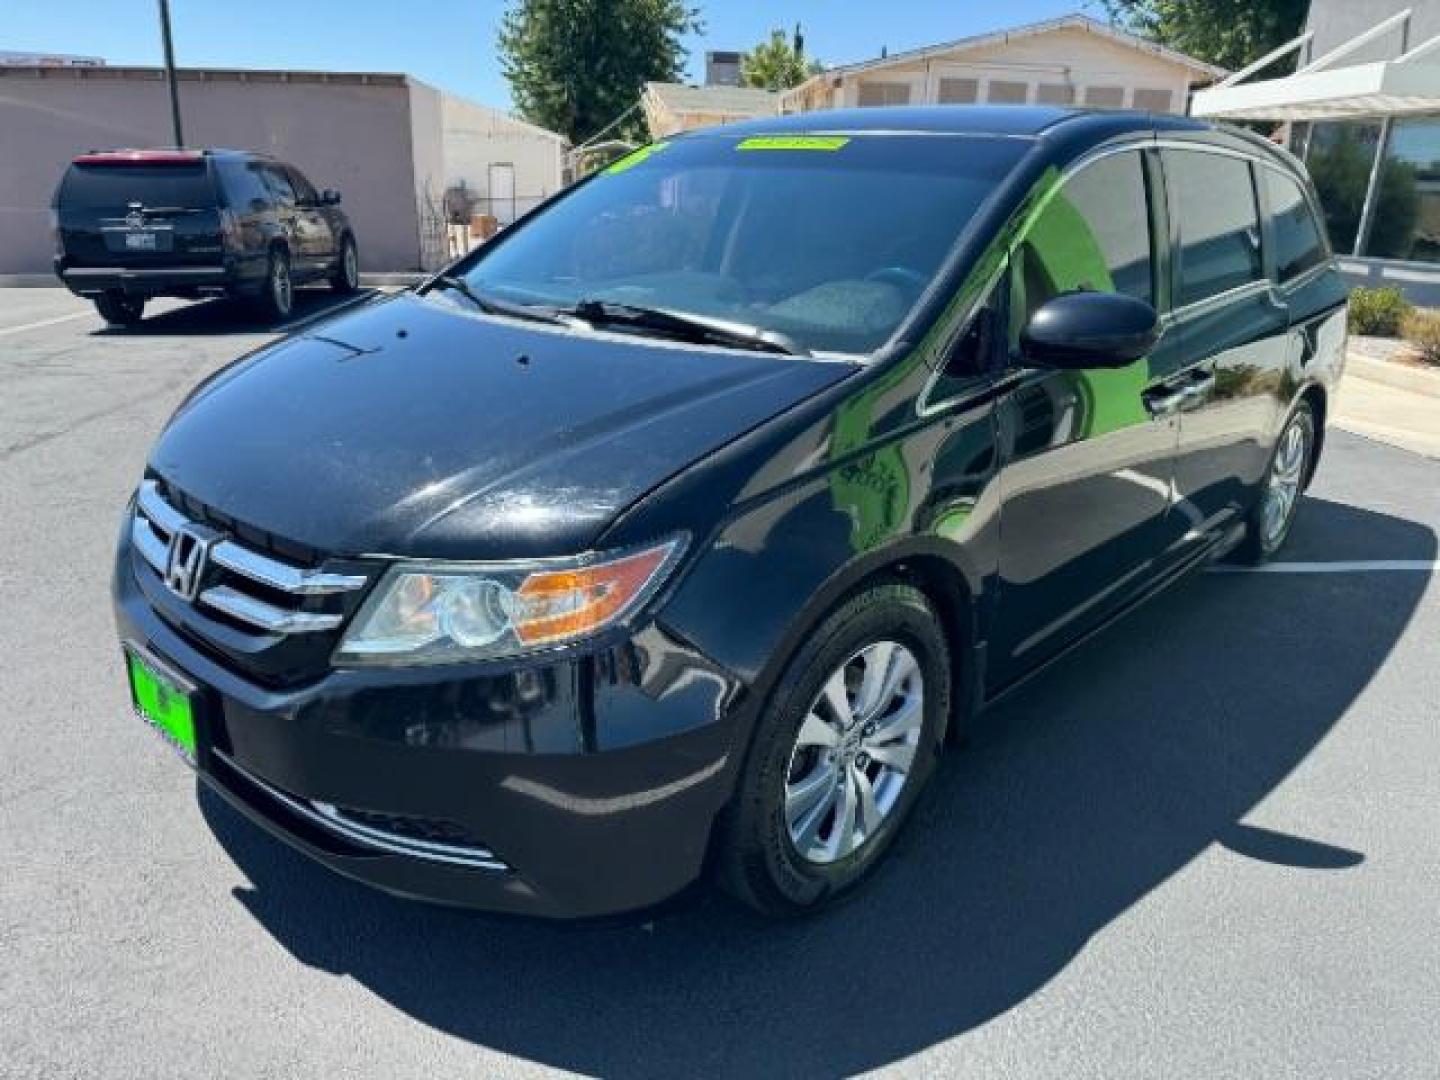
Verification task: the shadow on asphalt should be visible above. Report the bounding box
[199,496,1434,1076]
[91,288,381,337]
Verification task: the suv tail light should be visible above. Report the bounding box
[49,209,63,258]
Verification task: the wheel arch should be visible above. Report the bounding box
[1295,381,1327,488]
[735,541,984,751]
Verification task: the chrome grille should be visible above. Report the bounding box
[131,479,367,636]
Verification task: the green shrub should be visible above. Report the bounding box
[1401,309,1440,365]
[1348,286,1413,337]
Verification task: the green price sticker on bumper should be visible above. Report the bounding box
[736,136,851,152]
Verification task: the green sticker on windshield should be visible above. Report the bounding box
[604,142,670,175]
[736,136,850,152]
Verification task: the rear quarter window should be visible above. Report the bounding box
[1261,168,1329,282]
[58,162,216,209]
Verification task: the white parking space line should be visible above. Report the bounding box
[1212,561,1438,574]
[0,310,95,338]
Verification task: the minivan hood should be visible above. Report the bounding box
[150,293,854,559]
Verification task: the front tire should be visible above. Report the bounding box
[715,582,950,916]
[1234,401,1315,564]
[94,292,145,326]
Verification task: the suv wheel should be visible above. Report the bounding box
[1233,400,1316,564]
[715,582,950,916]
[330,235,359,294]
[94,292,145,327]
[252,248,294,322]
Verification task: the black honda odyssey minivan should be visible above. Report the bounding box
[114,108,1346,918]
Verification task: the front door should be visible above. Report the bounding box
[283,167,336,273]
[987,147,1181,686]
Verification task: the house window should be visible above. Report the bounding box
[987,80,1029,105]
[1132,87,1173,112]
[938,77,979,104]
[1035,83,1075,105]
[857,82,911,107]
[1084,85,1126,108]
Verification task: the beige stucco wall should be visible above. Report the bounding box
[439,94,565,219]
[0,67,425,274]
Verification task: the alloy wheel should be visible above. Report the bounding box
[272,256,293,315]
[1262,415,1310,549]
[784,640,924,865]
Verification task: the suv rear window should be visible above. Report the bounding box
[59,162,216,209]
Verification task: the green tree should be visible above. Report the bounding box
[499,0,702,144]
[1100,0,1307,71]
[741,24,822,91]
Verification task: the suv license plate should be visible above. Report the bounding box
[124,231,158,251]
[125,646,197,764]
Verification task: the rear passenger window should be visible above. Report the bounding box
[1010,150,1153,342]
[1261,169,1328,281]
[260,166,297,205]
[220,162,271,210]
[1164,149,1263,307]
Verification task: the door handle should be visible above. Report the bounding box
[1143,371,1214,418]
[1143,386,1189,418]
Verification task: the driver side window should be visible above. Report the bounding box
[1008,151,1154,358]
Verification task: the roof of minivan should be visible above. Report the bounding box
[699,106,1213,140]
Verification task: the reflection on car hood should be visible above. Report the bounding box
[150,293,854,559]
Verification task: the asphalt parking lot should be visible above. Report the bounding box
[2,287,1437,1078]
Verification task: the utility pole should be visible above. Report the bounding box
[157,0,184,146]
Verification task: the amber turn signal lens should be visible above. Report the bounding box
[513,545,674,645]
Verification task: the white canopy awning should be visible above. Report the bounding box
[1191,7,1440,121]
[1192,58,1440,121]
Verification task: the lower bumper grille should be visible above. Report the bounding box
[216,751,509,872]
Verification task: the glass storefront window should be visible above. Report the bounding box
[1305,120,1384,254]
[1372,118,1440,262]
[1305,118,1433,261]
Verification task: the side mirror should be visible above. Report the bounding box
[320,189,342,206]
[1020,291,1159,370]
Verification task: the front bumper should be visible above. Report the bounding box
[113,533,744,919]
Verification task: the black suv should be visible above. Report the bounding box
[114,109,1347,918]
[53,148,359,325]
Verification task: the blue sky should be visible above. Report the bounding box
[6,0,1091,110]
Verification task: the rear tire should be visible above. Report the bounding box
[329,235,359,294]
[1233,401,1316,565]
[250,248,294,323]
[714,582,950,916]
[94,292,145,326]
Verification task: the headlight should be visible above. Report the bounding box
[334,537,685,666]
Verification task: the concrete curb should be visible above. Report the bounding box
[1345,352,1440,400]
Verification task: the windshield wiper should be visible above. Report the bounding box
[566,299,808,357]
[424,275,583,328]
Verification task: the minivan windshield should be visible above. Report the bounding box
[453,133,1030,355]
